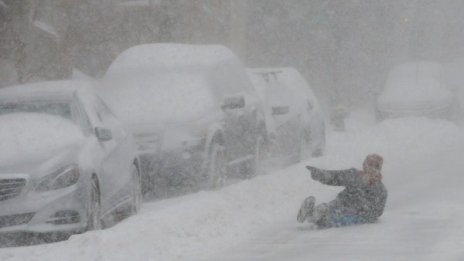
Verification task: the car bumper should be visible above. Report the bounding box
[0,184,87,234]
[376,105,454,120]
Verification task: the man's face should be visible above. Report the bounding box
[363,160,381,175]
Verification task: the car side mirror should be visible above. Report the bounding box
[221,95,245,110]
[272,106,290,116]
[95,127,113,142]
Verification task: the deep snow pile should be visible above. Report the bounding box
[1,110,464,260]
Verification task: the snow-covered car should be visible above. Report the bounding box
[100,44,267,196]
[248,67,325,163]
[376,61,457,121]
[0,80,142,236]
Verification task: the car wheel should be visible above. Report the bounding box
[205,143,227,189]
[130,164,142,214]
[245,135,266,178]
[311,130,325,157]
[298,130,312,161]
[86,177,102,231]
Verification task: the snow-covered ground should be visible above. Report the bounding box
[1,109,464,260]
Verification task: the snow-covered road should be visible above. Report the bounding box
[202,112,464,261]
[207,131,464,261]
[1,110,464,261]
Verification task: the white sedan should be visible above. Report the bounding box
[0,80,142,237]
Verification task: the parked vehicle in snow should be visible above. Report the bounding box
[0,80,142,236]
[376,61,458,121]
[248,67,326,164]
[100,44,267,197]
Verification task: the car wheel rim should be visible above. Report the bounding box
[311,130,325,157]
[88,179,101,230]
[131,165,142,214]
[253,136,265,176]
[299,131,312,160]
[207,144,226,189]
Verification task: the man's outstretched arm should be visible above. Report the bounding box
[306,166,358,186]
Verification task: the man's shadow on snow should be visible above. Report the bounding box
[295,220,381,232]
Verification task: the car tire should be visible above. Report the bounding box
[86,176,102,231]
[130,164,143,214]
[375,109,385,122]
[311,130,325,157]
[205,143,227,189]
[244,135,266,178]
[298,130,312,161]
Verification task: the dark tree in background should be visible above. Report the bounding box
[2,0,464,109]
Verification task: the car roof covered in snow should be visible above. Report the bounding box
[248,67,319,107]
[0,80,94,100]
[105,43,241,78]
[101,43,256,126]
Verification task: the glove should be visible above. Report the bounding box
[306,166,322,180]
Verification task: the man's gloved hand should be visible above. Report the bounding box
[306,166,322,180]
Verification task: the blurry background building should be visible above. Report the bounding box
[2,0,464,109]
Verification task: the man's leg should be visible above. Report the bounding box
[313,202,364,228]
[311,200,350,228]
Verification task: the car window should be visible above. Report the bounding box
[71,94,93,135]
[94,96,126,138]
[0,100,72,120]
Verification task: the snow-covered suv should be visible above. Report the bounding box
[100,44,267,197]
[248,67,326,164]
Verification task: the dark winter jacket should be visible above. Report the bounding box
[310,167,388,222]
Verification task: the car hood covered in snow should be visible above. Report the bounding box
[0,113,84,172]
[101,73,215,127]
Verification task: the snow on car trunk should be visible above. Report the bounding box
[0,113,84,169]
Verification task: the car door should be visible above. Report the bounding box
[265,76,302,157]
[92,97,133,213]
[221,91,258,161]
[211,63,263,173]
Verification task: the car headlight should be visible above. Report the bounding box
[36,165,80,192]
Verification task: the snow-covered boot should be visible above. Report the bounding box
[297,196,315,223]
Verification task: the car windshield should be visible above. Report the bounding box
[0,100,73,120]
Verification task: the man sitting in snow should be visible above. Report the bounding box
[297,154,388,228]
